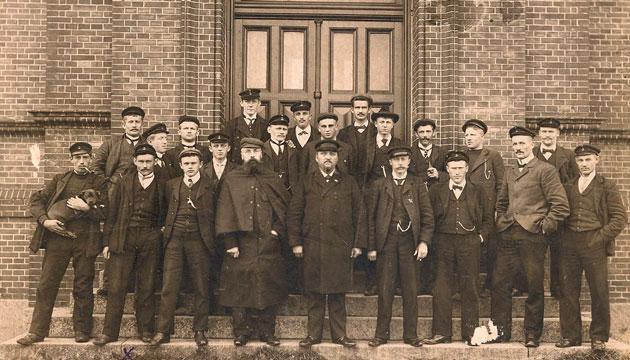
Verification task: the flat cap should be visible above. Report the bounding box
[178,147,203,160]
[208,132,230,143]
[462,119,487,134]
[413,119,437,131]
[268,114,290,127]
[69,142,92,155]
[134,143,157,157]
[445,150,469,164]
[142,123,169,139]
[178,115,200,126]
[317,113,338,123]
[574,144,600,156]
[290,101,312,113]
[240,137,264,149]
[388,146,412,159]
[371,105,399,123]
[509,126,536,138]
[314,139,340,153]
[350,95,373,106]
[239,88,261,100]
[537,118,561,129]
[121,106,145,118]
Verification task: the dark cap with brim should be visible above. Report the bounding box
[317,113,338,123]
[134,143,157,157]
[462,119,487,134]
[268,115,290,127]
[69,142,92,155]
[290,101,312,113]
[574,144,600,157]
[314,139,340,153]
[445,150,469,164]
[178,148,203,161]
[371,106,399,123]
[509,126,536,138]
[121,106,145,118]
[240,137,264,149]
[239,89,261,101]
[388,146,412,159]
[537,118,561,129]
[142,123,168,139]
[208,132,230,143]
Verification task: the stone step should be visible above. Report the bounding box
[5,338,626,360]
[92,293,561,318]
[48,310,590,342]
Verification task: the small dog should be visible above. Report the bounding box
[46,189,100,239]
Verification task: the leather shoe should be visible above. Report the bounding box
[92,335,116,346]
[368,337,387,347]
[525,338,540,348]
[591,340,606,351]
[140,333,153,343]
[404,338,423,347]
[555,338,581,348]
[74,333,90,343]
[364,286,377,296]
[299,336,321,348]
[332,337,356,348]
[194,331,208,346]
[260,335,280,346]
[422,334,451,345]
[149,333,170,347]
[17,333,44,346]
[234,335,248,346]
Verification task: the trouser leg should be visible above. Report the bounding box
[327,293,347,340]
[71,242,96,336]
[257,306,277,337]
[491,228,518,340]
[134,228,160,335]
[102,247,134,338]
[559,233,583,342]
[580,231,610,342]
[182,235,210,332]
[375,242,397,339]
[432,234,455,337]
[398,236,418,340]
[231,307,251,338]
[305,292,325,340]
[156,237,184,333]
[456,234,480,340]
[548,233,561,296]
[520,232,547,341]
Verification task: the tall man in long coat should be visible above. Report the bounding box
[215,138,290,347]
[93,144,167,346]
[533,118,578,298]
[288,139,366,349]
[492,126,569,348]
[366,146,434,348]
[18,142,108,345]
[223,89,270,164]
[556,145,627,351]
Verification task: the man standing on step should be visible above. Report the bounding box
[261,114,300,192]
[299,113,352,176]
[215,138,290,347]
[423,151,493,346]
[367,146,433,348]
[144,123,178,181]
[18,142,107,346]
[462,119,505,297]
[533,119,578,299]
[491,126,569,348]
[337,94,375,188]
[223,89,269,164]
[93,144,167,346]
[288,139,366,349]
[555,145,627,351]
[164,115,212,176]
[150,148,215,347]
[287,100,318,152]
[203,132,236,190]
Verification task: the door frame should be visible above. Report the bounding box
[225,0,413,141]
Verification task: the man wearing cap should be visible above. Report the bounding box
[18,143,108,346]
[556,145,627,351]
[533,119,578,299]
[338,95,377,188]
[299,113,353,176]
[203,132,236,190]
[423,151,493,346]
[462,118,505,294]
[287,100,319,151]
[287,139,366,349]
[150,148,216,347]
[164,115,212,177]
[93,144,167,346]
[491,126,569,347]
[261,115,300,191]
[215,137,290,347]
[143,123,177,181]
[366,146,433,348]
[223,89,270,164]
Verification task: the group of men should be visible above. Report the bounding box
[16,89,627,352]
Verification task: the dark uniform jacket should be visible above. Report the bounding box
[338,123,377,180]
[29,171,108,257]
[162,173,215,253]
[562,174,627,256]
[364,135,406,185]
[287,170,367,294]
[261,140,300,191]
[299,138,353,176]
[102,171,168,253]
[409,141,448,187]
[223,114,269,164]
[533,145,578,185]
[496,157,570,235]
[429,181,494,240]
[367,175,435,252]
[464,148,504,211]
[92,134,145,182]
[164,143,212,177]
[202,159,237,191]
[154,154,179,181]
[287,125,319,151]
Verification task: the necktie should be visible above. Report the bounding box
[452,185,463,191]
[187,178,193,188]
[271,140,285,154]
[356,125,367,133]
[381,138,388,147]
[542,149,554,155]
[156,158,164,167]
[395,178,405,186]
[298,130,308,136]
[421,149,430,159]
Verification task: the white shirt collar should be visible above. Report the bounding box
[243,113,256,121]
[214,158,227,167]
[417,143,433,151]
[449,179,466,190]
[181,140,196,147]
[540,144,557,152]
[156,152,164,159]
[353,120,369,127]
[391,171,408,180]
[376,134,391,146]
[183,171,201,185]
[518,153,535,166]
[138,172,155,188]
[296,125,311,134]
[320,169,335,178]
[579,171,596,186]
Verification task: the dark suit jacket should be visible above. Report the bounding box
[465,147,505,211]
[496,157,570,235]
[202,158,237,191]
[367,175,434,252]
[30,171,108,257]
[299,138,353,176]
[261,140,300,191]
[409,141,448,187]
[364,136,406,185]
[92,134,145,181]
[338,123,377,179]
[162,173,215,253]
[429,181,494,241]
[102,171,167,253]
[533,145,578,185]
[222,114,269,164]
[287,125,319,151]
[154,154,179,181]
[164,143,213,177]
[563,174,628,256]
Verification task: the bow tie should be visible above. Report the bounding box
[452,185,463,191]
[271,140,285,146]
[542,149,555,155]
[298,130,308,136]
